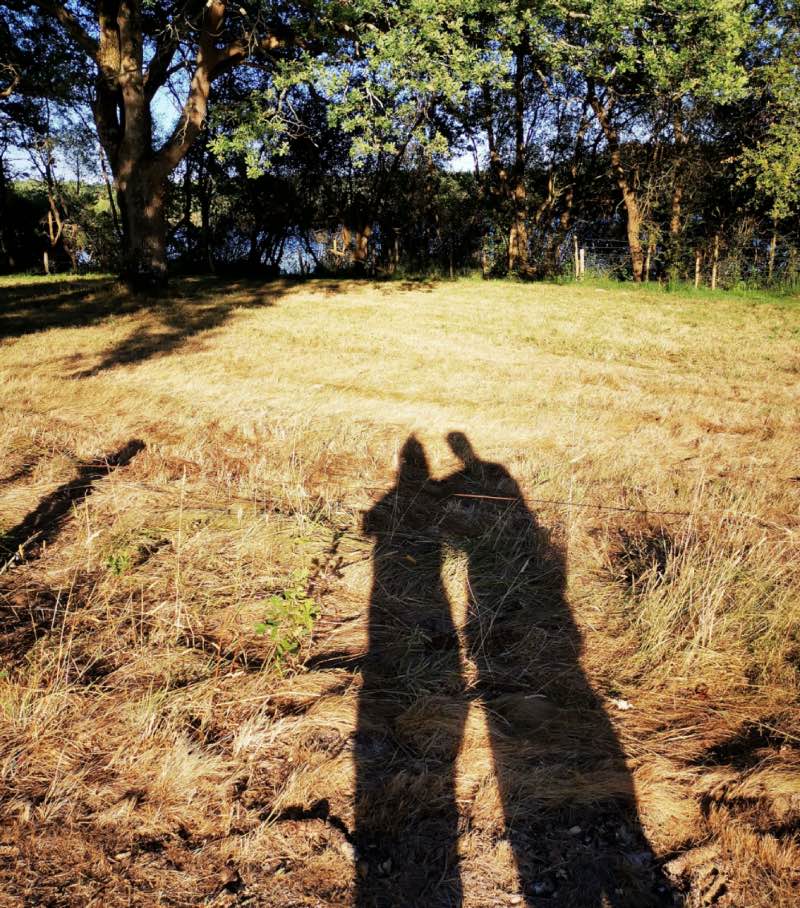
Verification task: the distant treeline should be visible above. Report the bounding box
[1,1,798,288]
[3,154,797,290]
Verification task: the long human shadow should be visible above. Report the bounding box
[355,433,675,907]
[356,436,466,906]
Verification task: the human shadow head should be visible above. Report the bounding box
[446,430,477,466]
[362,435,435,540]
[445,431,521,500]
[396,434,430,481]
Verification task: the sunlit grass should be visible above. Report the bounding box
[0,275,798,905]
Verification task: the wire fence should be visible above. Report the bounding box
[566,230,800,289]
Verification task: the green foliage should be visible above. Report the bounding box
[740,3,800,220]
[105,549,133,575]
[572,0,750,103]
[254,570,318,665]
[1,0,795,286]
[210,0,505,174]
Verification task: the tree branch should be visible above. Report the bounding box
[154,2,297,176]
[153,0,228,177]
[28,0,99,59]
[145,28,181,100]
[0,64,19,99]
[208,27,297,79]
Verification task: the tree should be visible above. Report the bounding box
[0,1,307,285]
[741,1,800,226]
[574,0,750,280]
[0,0,493,287]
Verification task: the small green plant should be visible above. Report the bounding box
[254,570,317,664]
[105,549,133,575]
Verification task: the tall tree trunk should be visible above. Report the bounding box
[590,90,645,282]
[482,84,508,274]
[668,182,683,277]
[711,233,720,290]
[507,37,529,275]
[508,182,529,273]
[623,191,645,283]
[117,165,168,284]
[41,141,76,271]
[551,104,590,274]
[90,1,261,287]
[667,111,687,280]
[31,0,292,286]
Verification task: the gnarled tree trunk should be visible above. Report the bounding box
[590,89,645,282]
[118,169,167,284]
[507,37,529,275]
[28,0,293,288]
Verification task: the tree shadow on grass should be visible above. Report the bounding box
[0,277,288,375]
[1,275,442,373]
[69,285,279,377]
[0,439,145,569]
[0,278,132,337]
[355,433,677,907]
[0,439,145,660]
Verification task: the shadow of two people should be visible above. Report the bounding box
[354,432,675,907]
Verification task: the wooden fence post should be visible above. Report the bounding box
[573,235,579,279]
[710,234,720,291]
[768,222,777,284]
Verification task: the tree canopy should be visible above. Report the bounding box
[0,0,798,287]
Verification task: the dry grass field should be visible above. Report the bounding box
[0,274,799,907]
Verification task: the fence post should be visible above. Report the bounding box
[788,247,798,287]
[573,235,579,279]
[710,234,720,291]
[579,247,585,279]
[768,222,777,284]
[694,250,702,289]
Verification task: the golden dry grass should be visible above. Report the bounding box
[0,275,798,906]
